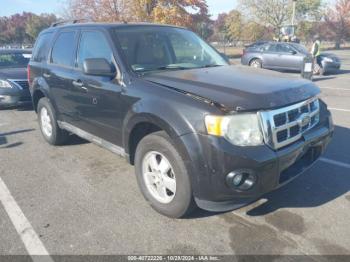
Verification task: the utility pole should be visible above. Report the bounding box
[291,0,297,26]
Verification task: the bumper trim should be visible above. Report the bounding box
[195,197,258,212]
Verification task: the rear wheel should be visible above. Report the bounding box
[250,58,262,68]
[134,131,196,218]
[37,97,69,145]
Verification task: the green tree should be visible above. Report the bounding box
[239,0,322,29]
[224,10,243,42]
[324,0,350,49]
[26,14,57,41]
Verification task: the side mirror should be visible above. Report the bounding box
[83,58,116,77]
[289,50,297,55]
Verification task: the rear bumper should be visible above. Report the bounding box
[180,111,333,212]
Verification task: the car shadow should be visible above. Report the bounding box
[63,134,90,146]
[312,76,336,82]
[333,69,350,75]
[0,128,35,149]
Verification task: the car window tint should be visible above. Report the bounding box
[0,53,31,68]
[51,31,76,67]
[267,44,277,52]
[277,44,294,53]
[32,32,53,62]
[77,31,113,69]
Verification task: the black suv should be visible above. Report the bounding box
[28,22,333,218]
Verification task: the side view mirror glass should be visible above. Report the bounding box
[83,58,116,77]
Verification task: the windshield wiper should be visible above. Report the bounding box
[200,64,222,68]
[155,65,190,70]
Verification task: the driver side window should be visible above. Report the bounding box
[77,31,113,69]
[277,44,294,53]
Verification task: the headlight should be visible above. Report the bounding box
[0,79,12,88]
[323,57,333,63]
[205,113,264,146]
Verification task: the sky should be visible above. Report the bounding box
[0,0,238,18]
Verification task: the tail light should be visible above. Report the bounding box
[242,49,246,56]
[27,65,31,86]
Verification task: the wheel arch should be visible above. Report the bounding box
[249,57,263,66]
[124,112,187,165]
[32,89,46,112]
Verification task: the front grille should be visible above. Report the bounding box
[14,80,29,89]
[259,98,320,150]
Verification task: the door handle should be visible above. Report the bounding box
[72,80,84,87]
[43,73,51,78]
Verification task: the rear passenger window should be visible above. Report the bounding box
[51,31,76,67]
[32,33,53,62]
[267,44,278,52]
[77,31,113,69]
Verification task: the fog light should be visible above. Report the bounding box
[232,173,243,186]
[226,170,256,190]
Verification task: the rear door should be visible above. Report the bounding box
[71,29,123,146]
[275,43,303,70]
[44,30,79,122]
[261,43,279,68]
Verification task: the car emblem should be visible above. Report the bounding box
[298,113,311,127]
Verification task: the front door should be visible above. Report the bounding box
[71,29,123,146]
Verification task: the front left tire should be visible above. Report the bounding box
[134,131,197,218]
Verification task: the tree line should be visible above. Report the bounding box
[0,0,349,48]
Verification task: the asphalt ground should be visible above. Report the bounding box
[0,50,349,258]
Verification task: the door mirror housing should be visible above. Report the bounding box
[83,58,116,77]
[289,50,297,55]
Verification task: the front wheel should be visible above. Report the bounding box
[134,131,196,218]
[250,58,262,68]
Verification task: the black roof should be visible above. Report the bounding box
[0,49,32,54]
[41,22,185,34]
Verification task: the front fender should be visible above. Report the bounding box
[122,98,197,152]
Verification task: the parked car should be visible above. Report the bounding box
[28,22,333,218]
[316,52,342,75]
[241,41,341,75]
[0,49,32,107]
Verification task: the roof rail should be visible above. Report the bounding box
[50,19,90,27]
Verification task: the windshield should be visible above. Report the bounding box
[291,43,309,54]
[0,52,31,68]
[113,26,228,73]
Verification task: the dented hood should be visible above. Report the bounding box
[144,65,320,111]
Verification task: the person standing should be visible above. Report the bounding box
[311,36,323,75]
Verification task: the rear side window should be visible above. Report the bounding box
[267,44,278,52]
[32,33,53,62]
[77,31,113,69]
[51,31,76,67]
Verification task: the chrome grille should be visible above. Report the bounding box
[259,98,320,150]
[8,79,29,90]
[14,80,29,89]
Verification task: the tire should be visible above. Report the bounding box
[249,58,262,68]
[134,131,196,218]
[37,97,69,145]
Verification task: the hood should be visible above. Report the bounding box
[144,65,320,111]
[0,67,27,80]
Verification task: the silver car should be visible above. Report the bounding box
[241,42,341,75]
